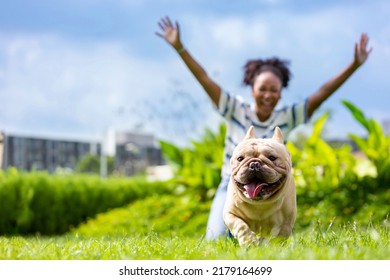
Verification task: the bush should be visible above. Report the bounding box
[75,154,115,175]
[159,124,225,201]
[342,100,390,185]
[288,105,390,229]
[0,168,172,235]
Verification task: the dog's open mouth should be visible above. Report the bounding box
[234,177,284,200]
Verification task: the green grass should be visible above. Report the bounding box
[1,222,389,260]
[1,193,389,260]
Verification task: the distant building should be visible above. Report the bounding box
[115,131,165,176]
[383,119,390,136]
[0,133,4,169]
[0,132,100,173]
[1,130,165,176]
[326,138,358,151]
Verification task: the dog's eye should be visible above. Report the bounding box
[237,156,244,162]
[268,155,277,161]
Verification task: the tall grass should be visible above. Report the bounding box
[1,221,388,259]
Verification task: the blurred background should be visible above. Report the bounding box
[0,0,389,176]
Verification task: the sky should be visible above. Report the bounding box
[1,0,389,149]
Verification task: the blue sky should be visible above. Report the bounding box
[1,0,389,147]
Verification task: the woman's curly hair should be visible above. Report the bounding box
[242,57,291,88]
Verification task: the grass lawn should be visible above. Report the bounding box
[1,222,389,260]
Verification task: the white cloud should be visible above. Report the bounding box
[0,33,174,140]
[209,17,268,52]
[0,30,218,145]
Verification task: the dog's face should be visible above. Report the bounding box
[230,126,292,201]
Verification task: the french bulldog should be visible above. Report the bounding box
[223,126,296,246]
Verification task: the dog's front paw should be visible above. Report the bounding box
[238,233,266,247]
[237,232,262,247]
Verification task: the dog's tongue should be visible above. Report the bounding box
[244,182,268,199]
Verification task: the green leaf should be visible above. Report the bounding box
[342,100,370,131]
[307,112,329,145]
[348,134,368,152]
[159,140,183,166]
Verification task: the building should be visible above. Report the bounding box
[383,119,390,136]
[0,130,165,176]
[115,131,165,176]
[0,132,100,173]
[0,133,4,169]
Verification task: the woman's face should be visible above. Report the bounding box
[252,71,282,122]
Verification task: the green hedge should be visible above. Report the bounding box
[0,168,172,235]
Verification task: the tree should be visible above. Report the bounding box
[76,154,115,175]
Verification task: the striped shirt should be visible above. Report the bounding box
[217,90,309,176]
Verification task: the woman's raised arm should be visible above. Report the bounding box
[156,16,221,106]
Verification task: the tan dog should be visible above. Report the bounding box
[223,126,296,246]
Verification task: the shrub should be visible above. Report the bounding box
[75,154,115,175]
[0,168,172,235]
[159,124,225,201]
[288,108,390,229]
[342,100,390,185]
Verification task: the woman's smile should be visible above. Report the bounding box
[252,71,282,121]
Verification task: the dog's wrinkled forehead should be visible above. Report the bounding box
[234,138,286,157]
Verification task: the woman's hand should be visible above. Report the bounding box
[156,16,182,50]
[354,33,373,66]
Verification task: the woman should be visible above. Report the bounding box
[156,16,372,240]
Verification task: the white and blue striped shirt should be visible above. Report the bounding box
[217,90,309,176]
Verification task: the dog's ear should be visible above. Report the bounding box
[272,126,284,144]
[244,126,255,140]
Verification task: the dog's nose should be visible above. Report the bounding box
[249,161,261,171]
